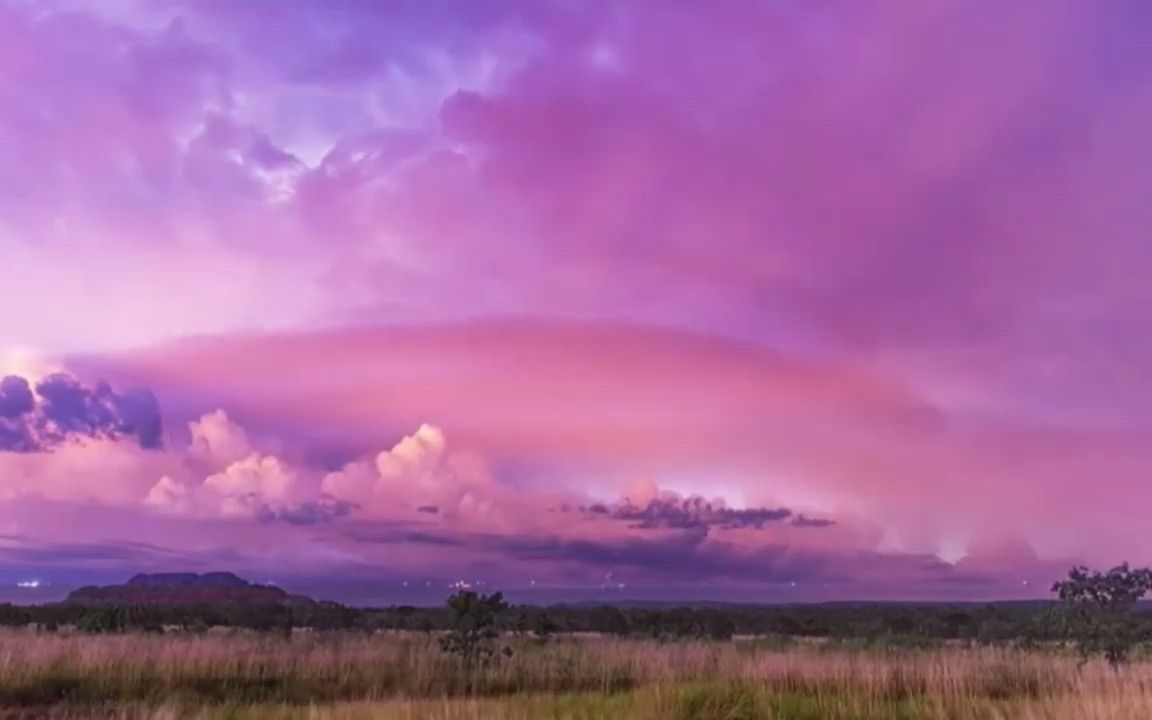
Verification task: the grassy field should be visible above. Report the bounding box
[0,630,1147,718]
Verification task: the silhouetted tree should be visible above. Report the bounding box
[532,613,559,643]
[701,609,736,641]
[1052,563,1152,667]
[76,604,163,634]
[593,606,631,637]
[439,590,511,671]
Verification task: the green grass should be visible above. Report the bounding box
[0,629,1139,718]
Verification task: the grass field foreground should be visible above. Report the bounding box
[0,629,1148,718]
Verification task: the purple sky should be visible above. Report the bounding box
[0,0,1150,603]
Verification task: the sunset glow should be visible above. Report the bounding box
[1,0,1149,603]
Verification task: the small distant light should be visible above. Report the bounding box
[530,580,536,586]
[16,580,40,589]
[790,582,797,588]
[402,581,408,587]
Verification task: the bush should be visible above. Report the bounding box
[1052,563,1152,667]
[439,590,511,670]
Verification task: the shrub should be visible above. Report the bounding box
[438,590,511,671]
[1052,563,1152,667]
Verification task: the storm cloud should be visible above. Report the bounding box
[610,496,793,531]
[0,0,1144,600]
[577,495,817,532]
[257,498,356,526]
[0,374,163,452]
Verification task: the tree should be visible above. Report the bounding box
[1052,563,1152,667]
[700,609,736,641]
[75,605,163,634]
[531,612,559,643]
[510,611,528,636]
[593,606,631,637]
[438,590,510,670]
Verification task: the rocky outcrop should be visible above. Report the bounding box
[67,572,293,606]
[125,572,251,589]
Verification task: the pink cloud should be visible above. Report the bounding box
[2,0,1147,357]
[101,319,939,475]
[90,320,1151,579]
[321,423,520,525]
[0,354,1040,598]
[1,0,1149,599]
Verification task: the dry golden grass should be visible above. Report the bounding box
[0,629,1149,718]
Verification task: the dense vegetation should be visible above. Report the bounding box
[0,629,1144,718]
[1,594,1148,646]
[0,564,1134,672]
[0,566,1143,716]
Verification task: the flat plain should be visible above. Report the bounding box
[0,629,1147,719]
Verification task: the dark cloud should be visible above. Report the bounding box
[0,539,176,565]
[416,505,440,514]
[586,496,796,531]
[0,419,34,453]
[477,528,975,590]
[338,525,470,548]
[371,522,793,581]
[792,515,836,528]
[112,387,164,450]
[346,526,467,547]
[0,373,164,452]
[498,530,712,575]
[0,377,34,418]
[257,499,356,525]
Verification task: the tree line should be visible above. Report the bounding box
[0,596,1067,640]
[0,564,1148,666]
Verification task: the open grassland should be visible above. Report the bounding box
[0,630,1149,718]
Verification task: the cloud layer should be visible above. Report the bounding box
[0,365,1052,599]
[0,0,1149,599]
[3,0,1150,361]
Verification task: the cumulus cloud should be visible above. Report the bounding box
[146,430,311,521]
[0,376,34,418]
[0,391,311,522]
[0,403,1070,597]
[203,453,295,516]
[0,376,37,452]
[622,476,660,507]
[141,420,501,527]
[0,373,162,452]
[145,476,190,514]
[322,423,497,519]
[187,409,253,466]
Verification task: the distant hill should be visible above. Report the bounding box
[125,572,252,589]
[66,572,307,606]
